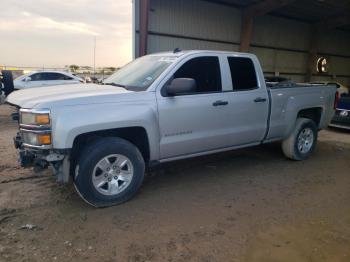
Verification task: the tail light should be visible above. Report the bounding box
[334,91,339,109]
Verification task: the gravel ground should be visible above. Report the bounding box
[0,104,349,262]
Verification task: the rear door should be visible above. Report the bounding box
[156,54,235,159]
[42,73,70,86]
[222,56,269,145]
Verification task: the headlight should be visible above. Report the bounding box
[20,109,50,126]
[19,109,52,148]
[21,131,51,146]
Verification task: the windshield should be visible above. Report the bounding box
[15,73,30,81]
[103,55,176,91]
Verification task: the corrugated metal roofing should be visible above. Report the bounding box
[204,0,350,30]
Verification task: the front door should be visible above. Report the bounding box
[25,73,46,88]
[157,55,233,159]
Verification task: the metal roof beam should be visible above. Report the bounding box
[245,0,296,17]
[315,15,350,30]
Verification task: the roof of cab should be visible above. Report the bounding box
[148,50,254,58]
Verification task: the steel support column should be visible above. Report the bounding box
[240,11,254,52]
[239,0,296,52]
[305,26,318,82]
[139,0,150,57]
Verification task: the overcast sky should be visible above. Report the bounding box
[0,0,132,68]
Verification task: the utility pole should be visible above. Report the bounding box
[93,36,96,77]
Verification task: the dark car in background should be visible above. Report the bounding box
[329,95,350,130]
[0,70,14,104]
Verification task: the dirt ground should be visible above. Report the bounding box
[0,104,349,262]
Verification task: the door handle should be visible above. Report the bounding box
[213,100,228,106]
[254,97,267,103]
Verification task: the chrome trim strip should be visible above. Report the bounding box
[22,143,52,150]
[20,128,51,134]
[20,108,51,114]
[20,123,51,129]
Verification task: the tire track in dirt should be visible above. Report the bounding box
[0,175,50,184]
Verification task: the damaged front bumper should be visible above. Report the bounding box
[14,132,71,183]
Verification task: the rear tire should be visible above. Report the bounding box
[73,137,145,207]
[282,118,318,161]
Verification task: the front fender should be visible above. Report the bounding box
[51,102,160,160]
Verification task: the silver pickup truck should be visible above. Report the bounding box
[6,50,337,207]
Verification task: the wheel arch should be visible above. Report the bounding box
[283,106,323,139]
[297,107,323,127]
[70,126,151,167]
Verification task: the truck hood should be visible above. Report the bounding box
[6,83,133,108]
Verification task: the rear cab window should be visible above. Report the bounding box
[227,57,258,91]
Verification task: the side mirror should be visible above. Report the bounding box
[166,78,197,96]
[24,77,31,82]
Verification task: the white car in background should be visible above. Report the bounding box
[14,71,84,90]
[312,81,349,96]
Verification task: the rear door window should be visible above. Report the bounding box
[44,73,66,80]
[227,57,258,91]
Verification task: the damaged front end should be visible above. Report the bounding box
[13,108,70,183]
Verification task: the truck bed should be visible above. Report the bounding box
[265,83,336,141]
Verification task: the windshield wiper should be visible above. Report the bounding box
[103,82,144,92]
[104,82,127,89]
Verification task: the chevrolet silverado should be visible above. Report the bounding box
[6,50,337,207]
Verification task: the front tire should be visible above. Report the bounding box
[282,118,318,161]
[74,137,145,207]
